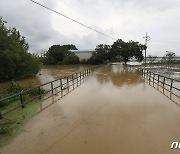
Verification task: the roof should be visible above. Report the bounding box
[70,49,95,53]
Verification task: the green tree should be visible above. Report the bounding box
[0,17,40,82]
[44,44,78,65]
[111,39,145,64]
[147,55,157,64]
[62,53,79,64]
[162,51,176,68]
[163,51,176,63]
[88,44,111,64]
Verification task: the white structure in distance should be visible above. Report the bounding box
[70,49,95,61]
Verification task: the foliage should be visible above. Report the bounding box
[89,39,145,65]
[62,53,79,64]
[0,17,40,82]
[44,44,79,65]
[147,55,157,64]
[162,51,176,63]
[88,44,111,64]
[111,39,145,64]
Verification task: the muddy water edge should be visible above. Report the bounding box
[0,64,180,154]
[0,65,92,89]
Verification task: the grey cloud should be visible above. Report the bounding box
[0,0,180,56]
[0,0,63,53]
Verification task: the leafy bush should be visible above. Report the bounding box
[44,44,78,65]
[0,17,40,82]
[62,53,79,64]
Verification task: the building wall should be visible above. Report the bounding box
[73,51,93,61]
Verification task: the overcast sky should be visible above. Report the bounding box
[0,0,180,56]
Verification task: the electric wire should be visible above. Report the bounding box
[29,0,116,40]
[60,0,99,25]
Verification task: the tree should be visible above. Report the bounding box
[111,39,145,64]
[44,44,79,65]
[88,44,111,64]
[0,17,40,82]
[147,55,157,64]
[62,53,79,64]
[163,51,176,63]
[162,51,176,68]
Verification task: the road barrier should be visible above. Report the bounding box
[0,67,100,119]
[138,68,180,105]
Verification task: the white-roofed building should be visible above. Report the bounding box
[70,49,95,61]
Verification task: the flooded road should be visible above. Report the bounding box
[1,64,180,154]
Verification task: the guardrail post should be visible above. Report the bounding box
[51,82,54,94]
[72,74,74,89]
[20,93,25,108]
[80,72,82,84]
[60,79,63,96]
[153,73,155,87]
[0,111,3,119]
[143,69,145,77]
[60,79,63,91]
[67,76,69,92]
[83,71,85,82]
[158,75,160,85]
[38,87,42,99]
[76,73,78,87]
[163,77,166,88]
[170,79,173,91]
[149,72,151,83]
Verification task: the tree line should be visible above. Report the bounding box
[42,39,146,65]
[2,16,178,83]
[0,16,146,83]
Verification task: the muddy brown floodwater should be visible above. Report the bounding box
[0,64,91,88]
[0,64,180,154]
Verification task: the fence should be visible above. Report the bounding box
[0,68,96,119]
[139,68,180,104]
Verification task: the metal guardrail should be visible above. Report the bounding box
[0,67,98,119]
[139,68,180,91]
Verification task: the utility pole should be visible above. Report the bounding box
[143,32,150,65]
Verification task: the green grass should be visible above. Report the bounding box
[0,99,41,147]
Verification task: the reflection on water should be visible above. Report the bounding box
[95,65,144,87]
[37,71,89,114]
[39,65,91,84]
[145,78,180,106]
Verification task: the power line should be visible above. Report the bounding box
[60,0,99,25]
[29,0,116,40]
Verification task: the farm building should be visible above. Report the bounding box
[70,49,95,61]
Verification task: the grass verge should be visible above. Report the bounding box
[0,99,41,147]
